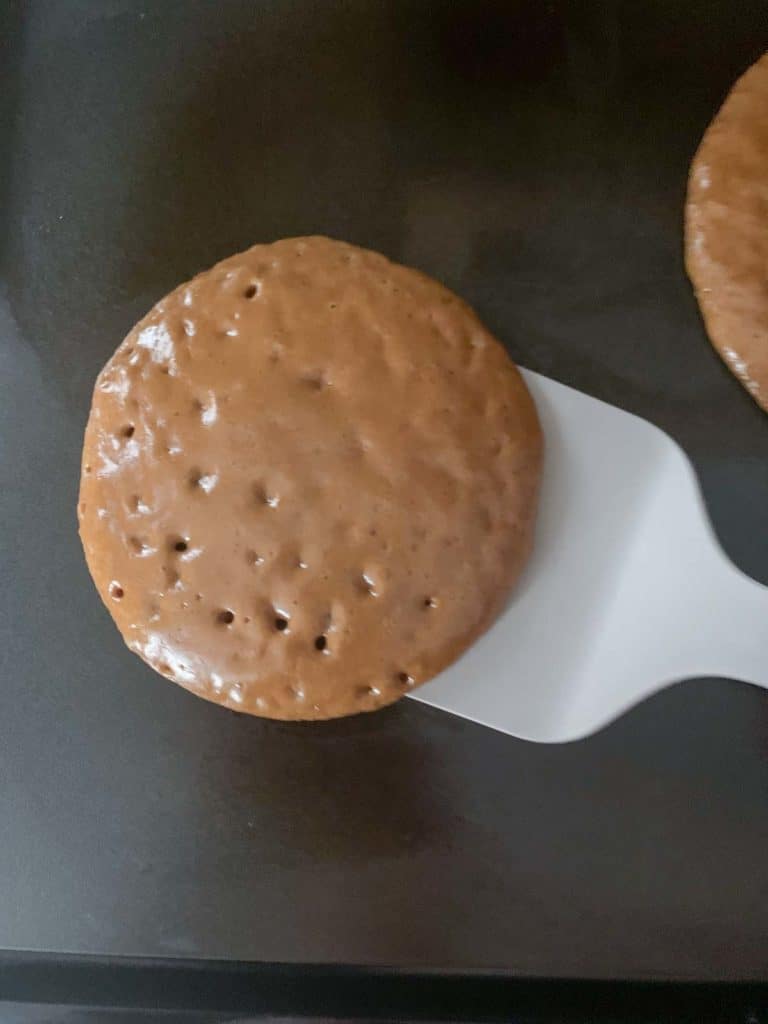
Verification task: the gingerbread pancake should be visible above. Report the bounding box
[686,51,768,412]
[79,237,542,720]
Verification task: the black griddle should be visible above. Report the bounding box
[1,0,768,1018]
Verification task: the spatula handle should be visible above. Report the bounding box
[647,444,768,689]
[689,560,768,688]
[593,439,768,699]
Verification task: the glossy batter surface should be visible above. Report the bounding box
[686,51,768,412]
[79,237,542,719]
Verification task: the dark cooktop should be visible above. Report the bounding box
[1,0,767,987]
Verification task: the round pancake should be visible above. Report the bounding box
[79,236,542,720]
[686,51,768,412]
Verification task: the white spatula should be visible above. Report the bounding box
[413,371,768,743]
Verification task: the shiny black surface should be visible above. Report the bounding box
[1,0,768,981]
[1,957,767,1023]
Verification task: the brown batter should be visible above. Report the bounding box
[79,237,542,719]
[686,51,768,412]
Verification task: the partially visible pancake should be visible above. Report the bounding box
[686,51,768,412]
[78,236,542,720]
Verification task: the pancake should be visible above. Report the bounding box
[78,236,542,719]
[686,51,768,412]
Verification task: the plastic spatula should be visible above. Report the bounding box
[412,370,768,743]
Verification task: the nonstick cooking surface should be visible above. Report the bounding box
[1,0,767,979]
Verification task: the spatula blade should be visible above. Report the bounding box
[412,371,767,742]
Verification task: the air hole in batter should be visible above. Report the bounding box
[360,573,377,597]
[275,616,289,631]
[244,283,259,299]
[218,609,235,625]
[358,684,381,698]
[314,635,327,652]
[190,470,218,494]
[256,484,280,508]
[110,583,124,600]
[122,425,135,438]
[304,373,327,391]
[174,539,188,553]
[397,672,414,686]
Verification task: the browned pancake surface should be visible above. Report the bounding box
[686,51,768,411]
[79,237,542,719]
